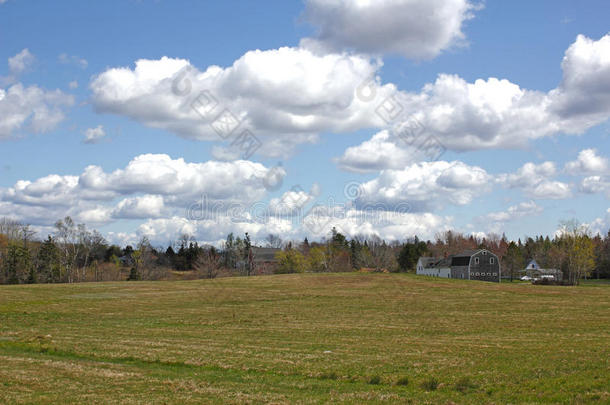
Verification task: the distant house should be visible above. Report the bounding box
[252,247,281,274]
[417,249,501,282]
[522,259,562,281]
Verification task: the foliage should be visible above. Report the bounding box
[275,249,307,274]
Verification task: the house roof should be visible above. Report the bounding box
[252,247,281,263]
[420,249,498,269]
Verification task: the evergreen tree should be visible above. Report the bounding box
[36,236,61,283]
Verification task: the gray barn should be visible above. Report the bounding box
[417,249,501,282]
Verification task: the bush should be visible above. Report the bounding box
[420,377,439,391]
[368,375,381,385]
[127,267,141,281]
[319,371,338,380]
[454,376,476,393]
[395,376,409,386]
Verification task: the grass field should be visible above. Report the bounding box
[0,274,608,404]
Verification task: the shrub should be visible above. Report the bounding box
[395,376,409,386]
[420,377,439,391]
[368,375,381,385]
[319,371,338,380]
[454,376,476,393]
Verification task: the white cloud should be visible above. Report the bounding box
[336,130,434,173]
[69,81,78,89]
[337,34,610,173]
[588,208,610,236]
[8,48,35,75]
[90,48,395,157]
[302,205,452,241]
[355,160,491,212]
[550,34,610,129]
[58,53,88,69]
[565,148,608,175]
[498,162,572,200]
[113,195,165,219]
[90,34,610,160]
[479,201,543,223]
[302,0,479,60]
[83,125,106,144]
[0,154,283,229]
[79,154,280,203]
[0,83,74,139]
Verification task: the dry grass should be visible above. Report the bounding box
[0,273,608,404]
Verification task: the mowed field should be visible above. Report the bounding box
[0,274,608,404]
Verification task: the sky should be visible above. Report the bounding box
[1,0,610,247]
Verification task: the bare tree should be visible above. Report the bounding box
[265,234,283,249]
[194,246,221,279]
[0,218,24,241]
[54,217,82,283]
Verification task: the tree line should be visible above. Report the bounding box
[0,217,608,285]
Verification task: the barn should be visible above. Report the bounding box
[417,249,501,282]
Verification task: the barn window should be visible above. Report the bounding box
[475,272,480,276]
[493,273,497,276]
[483,251,488,255]
[487,273,491,276]
[474,257,479,264]
[490,257,495,264]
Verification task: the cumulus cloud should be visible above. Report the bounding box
[0,50,74,139]
[302,0,479,60]
[337,34,610,172]
[550,34,610,128]
[113,195,165,219]
[0,150,457,245]
[478,201,543,224]
[355,160,491,212]
[565,148,608,175]
[90,34,610,160]
[498,162,572,200]
[336,130,437,173]
[0,83,74,139]
[8,48,35,75]
[0,154,283,229]
[83,125,106,144]
[302,204,452,241]
[588,208,610,236]
[89,48,395,156]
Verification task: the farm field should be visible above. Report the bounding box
[0,274,608,404]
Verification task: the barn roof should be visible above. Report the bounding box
[252,247,281,263]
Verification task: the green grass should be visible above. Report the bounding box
[0,273,608,404]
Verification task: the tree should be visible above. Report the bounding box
[398,241,427,272]
[265,234,283,249]
[243,233,254,276]
[0,218,24,241]
[307,246,328,272]
[559,220,596,285]
[194,247,221,279]
[2,242,31,284]
[131,237,155,280]
[275,249,306,274]
[36,236,61,283]
[503,241,524,282]
[54,217,82,283]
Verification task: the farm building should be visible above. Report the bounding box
[417,249,501,282]
[521,259,563,281]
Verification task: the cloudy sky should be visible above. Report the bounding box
[1,0,610,246]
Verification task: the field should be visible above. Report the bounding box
[0,274,608,404]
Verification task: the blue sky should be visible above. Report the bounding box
[1,0,610,246]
